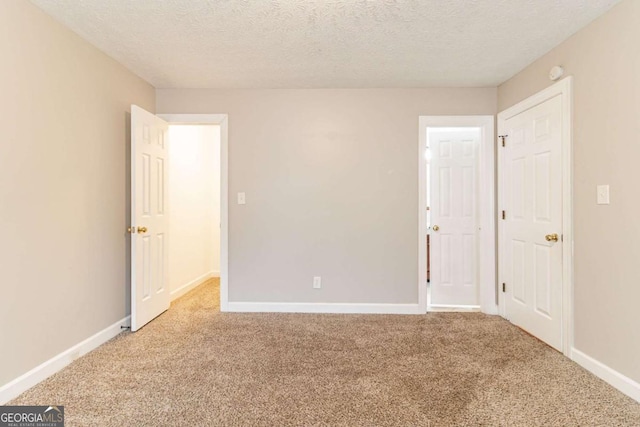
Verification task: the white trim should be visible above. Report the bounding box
[227,302,423,314]
[429,304,480,310]
[170,271,217,301]
[497,77,573,356]
[158,114,227,124]
[0,316,130,404]
[220,118,229,311]
[418,115,496,315]
[571,348,640,403]
[159,113,230,313]
[418,121,428,313]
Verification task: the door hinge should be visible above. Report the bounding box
[502,283,506,293]
[499,135,508,147]
[501,210,506,220]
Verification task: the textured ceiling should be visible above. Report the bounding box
[30,0,620,88]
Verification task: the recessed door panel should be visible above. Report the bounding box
[462,166,474,218]
[157,158,165,215]
[511,239,526,304]
[142,235,151,300]
[512,157,526,220]
[462,234,474,286]
[534,152,551,223]
[534,243,552,318]
[439,167,452,218]
[156,233,165,293]
[439,234,452,286]
[142,154,151,217]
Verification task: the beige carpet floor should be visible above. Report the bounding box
[10,279,640,426]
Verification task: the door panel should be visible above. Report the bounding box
[501,95,563,350]
[131,105,170,331]
[429,129,480,307]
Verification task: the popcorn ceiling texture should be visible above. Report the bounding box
[30,0,619,88]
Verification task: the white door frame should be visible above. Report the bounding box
[418,115,496,314]
[497,77,573,356]
[158,113,230,311]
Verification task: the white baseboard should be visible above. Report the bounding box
[170,271,217,301]
[571,348,640,403]
[428,304,481,312]
[0,316,130,405]
[226,302,423,314]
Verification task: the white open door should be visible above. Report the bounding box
[499,95,563,351]
[429,129,480,307]
[131,105,170,331]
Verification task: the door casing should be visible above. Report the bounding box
[497,77,573,357]
[418,115,496,314]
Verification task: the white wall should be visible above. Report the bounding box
[498,0,640,385]
[168,125,221,299]
[157,88,497,306]
[0,1,155,387]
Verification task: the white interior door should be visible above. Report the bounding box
[429,129,480,307]
[131,105,170,331]
[500,95,563,351]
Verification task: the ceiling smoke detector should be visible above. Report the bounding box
[549,66,565,81]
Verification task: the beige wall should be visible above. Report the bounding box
[157,88,496,304]
[498,0,640,383]
[0,2,155,386]
[169,125,221,296]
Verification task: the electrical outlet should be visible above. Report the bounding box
[313,276,321,289]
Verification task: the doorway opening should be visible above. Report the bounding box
[130,109,228,331]
[159,114,229,311]
[418,116,496,314]
[427,127,481,310]
[167,124,221,301]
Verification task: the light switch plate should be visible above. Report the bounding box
[237,192,246,205]
[597,185,610,205]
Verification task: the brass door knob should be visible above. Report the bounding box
[137,226,148,234]
[432,225,440,231]
[545,233,558,242]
